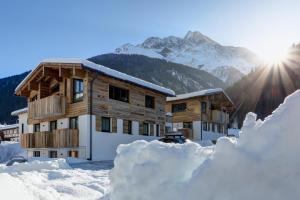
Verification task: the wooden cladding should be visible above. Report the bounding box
[20,129,79,148]
[212,110,229,124]
[28,95,66,120]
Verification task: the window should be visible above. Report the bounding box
[156,125,160,137]
[68,150,78,158]
[212,123,215,132]
[109,85,129,102]
[207,123,211,131]
[202,122,208,131]
[49,151,57,158]
[172,103,187,113]
[201,102,207,113]
[143,123,149,135]
[33,124,40,132]
[50,121,57,132]
[33,151,40,157]
[128,120,132,135]
[51,83,60,94]
[21,124,24,134]
[145,95,155,109]
[73,79,84,103]
[183,122,193,129]
[101,117,111,132]
[69,117,78,129]
[217,124,222,133]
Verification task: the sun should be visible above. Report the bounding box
[261,47,289,67]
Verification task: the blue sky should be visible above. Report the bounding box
[0,0,300,77]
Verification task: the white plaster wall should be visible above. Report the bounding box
[18,113,28,134]
[193,121,202,140]
[57,118,69,129]
[117,119,123,134]
[132,121,139,135]
[91,116,158,161]
[78,115,90,160]
[28,124,33,133]
[40,122,49,132]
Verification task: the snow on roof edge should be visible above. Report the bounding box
[11,107,28,116]
[15,58,175,97]
[167,88,234,105]
[0,124,19,130]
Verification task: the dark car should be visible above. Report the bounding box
[6,156,27,166]
[159,133,187,144]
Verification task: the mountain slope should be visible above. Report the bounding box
[0,71,29,124]
[226,44,300,127]
[88,54,226,94]
[115,31,261,84]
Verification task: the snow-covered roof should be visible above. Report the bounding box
[11,107,28,116]
[167,88,233,104]
[15,58,175,97]
[0,124,18,131]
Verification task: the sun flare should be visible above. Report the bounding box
[261,47,289,67]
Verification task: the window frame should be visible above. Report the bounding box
[101,117,111,133]
[145,95,155,109]
[109,85,129,103]
[50,120,57,132]
[33,124,40,133]
[73,79,84,103]
[49,150,58,158]
[156,124,160,137]
[33,151,40,157]
[171,103,187,113]
[201,102,207,113]
[128,120,132,135]
[69,117,79,129]
[143,123,149,136]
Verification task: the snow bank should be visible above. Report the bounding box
[109,90,300,200]
[0,142,25,163]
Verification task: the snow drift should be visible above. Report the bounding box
[0,142,25,163]
[109,90,300,200]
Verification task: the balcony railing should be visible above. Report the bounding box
[20,129,79,149]
[212,110,229,124]
[28,95,66,120]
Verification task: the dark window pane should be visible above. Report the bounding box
[172,103,186,113]
[34,124,40,132]
[102,117,111,132]
[183,122,193,129]
[128,120,132,134]
[145,95,155,109]
[143,123,149,135]
[50,121,57,132]
[201,102,207,113]
[109,85,129,103]
[69,117,78,129]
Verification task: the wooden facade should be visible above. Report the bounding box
[166,92,233,135]
[20,129,79,148]
[15,60,171,150]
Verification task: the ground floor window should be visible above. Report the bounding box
[156,124,160,137]
[68,150,78,158]
[183,122,193,129]
[102,117,111,132]
[202,122,208,131]
[143,123,149,135]
[33,151,40,157]
[49,150,57,158]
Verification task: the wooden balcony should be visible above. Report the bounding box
[28,95,66,120]
[212,110,229,124]
[20,129,79,149]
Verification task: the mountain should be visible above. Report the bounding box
[226,44,300,127]
[0,71,29,124]
[88,54,226,94]
[115,31,261,85]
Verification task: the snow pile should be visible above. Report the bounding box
[0,142,25,163]
[109,90,300,200]
[0,159,110,200]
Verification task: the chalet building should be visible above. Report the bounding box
[0,124,19,142]
[165,89,234,143]
[11,107,29,138]
[15,59,175,160]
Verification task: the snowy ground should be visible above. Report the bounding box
[0,159,112,200]
[0,141,26,163]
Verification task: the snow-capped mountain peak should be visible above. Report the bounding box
[115,31,261,85]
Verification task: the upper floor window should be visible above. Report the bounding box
[145,95,155,109]
[33,124,40,133]
[69,117,78,129]
[172,103,186,113]
[201,102,207,113]
[50,121,57,132]
[73,79,84,103]
[109,85,129,103]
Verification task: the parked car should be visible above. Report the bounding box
[6,156,27,166]
[159,133,187,144]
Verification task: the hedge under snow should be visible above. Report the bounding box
[109,90,300,200]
